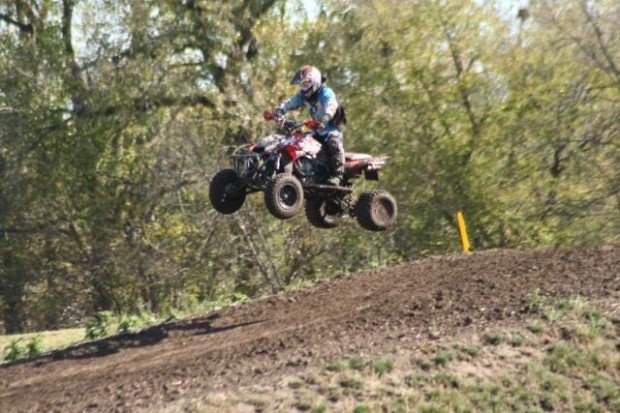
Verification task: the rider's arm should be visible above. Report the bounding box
[317,87,339,124]
[278,93,304,113]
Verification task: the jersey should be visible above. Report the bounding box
[278,86,342,137]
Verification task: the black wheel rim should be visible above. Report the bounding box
[278,185,298,209]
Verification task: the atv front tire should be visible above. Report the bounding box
[264,173,304,219]
[209,169,246,214]
[355,190,397,231]
[305,197,344,229]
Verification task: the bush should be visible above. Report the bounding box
[26,335,42,357]
[117,309,155,334]
[84,311,114,339]
[2,335,42,362]
[4,339,26,361]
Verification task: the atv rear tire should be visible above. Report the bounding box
[264,173,304,219]
[209,169,246,214]
[305,197,344,229]
[355,190,397,231]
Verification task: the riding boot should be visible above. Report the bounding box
[325,132,345,186]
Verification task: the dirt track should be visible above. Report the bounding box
[0,245,618,412]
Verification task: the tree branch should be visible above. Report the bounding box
[579,0,620,87]
[0,12,33,33]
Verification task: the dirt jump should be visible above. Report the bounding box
[0,245,618,412]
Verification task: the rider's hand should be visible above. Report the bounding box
[304,119,324,130]
[273,108,285,120]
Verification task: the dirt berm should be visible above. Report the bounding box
[0,245,618,412]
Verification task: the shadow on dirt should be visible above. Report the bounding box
[2,315,263,368]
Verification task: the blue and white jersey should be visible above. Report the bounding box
[278,86,340,136]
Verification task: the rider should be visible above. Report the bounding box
[274,65,346,186]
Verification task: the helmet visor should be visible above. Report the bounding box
[290,69,304,85]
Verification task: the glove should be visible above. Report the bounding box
[273,108,285,120]
[304,119,324,130]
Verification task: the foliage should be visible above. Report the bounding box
[3,335,42,361]
[26,335,43,357]
[117,309,156,334]
[84,311,115,340]
[0,0,618,333]
[4,339,26,362]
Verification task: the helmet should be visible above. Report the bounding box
[290,65,322,98]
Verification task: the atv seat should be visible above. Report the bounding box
[345,152,372,161]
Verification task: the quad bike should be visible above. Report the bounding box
[209,111,397,231]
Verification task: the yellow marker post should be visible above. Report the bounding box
[456,211,471,254]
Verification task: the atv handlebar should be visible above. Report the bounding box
[263,111,322,132]
[263,110,303,132]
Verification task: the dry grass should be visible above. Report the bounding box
[0,328,84,359]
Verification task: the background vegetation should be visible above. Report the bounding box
[0,0,618,333]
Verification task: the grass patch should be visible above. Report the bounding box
[347,355,366,370]
[1,328,83,361]
[1,293,251,362]
[353,404,371,413]
[416,357,433,371]
[294,400,312,411]
[587,375,620,411]
[373,358,395,377]
[339,375,364,389]
[482,331,503,346]
[510,332,525,347]
[432,352,451,367]
[544,343,585,373]
[311,404,326,413]
[434,373,460,389]
[462,344,481,357]
[325,360,346,372]
[527,323,544,335]
[245,396,269,410]
[405,374,428,388]
[3,334,45,362]
[288,377,306,389]
[582,309,606,336]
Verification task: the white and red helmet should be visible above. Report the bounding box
[291,65,322,98]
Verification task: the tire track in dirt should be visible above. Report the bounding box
[0,245,618,412]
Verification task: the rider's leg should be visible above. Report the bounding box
[324,130,344,185]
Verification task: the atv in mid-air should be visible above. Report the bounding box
[209,111,397,231]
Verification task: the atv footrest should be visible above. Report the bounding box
[304,184,353,193]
